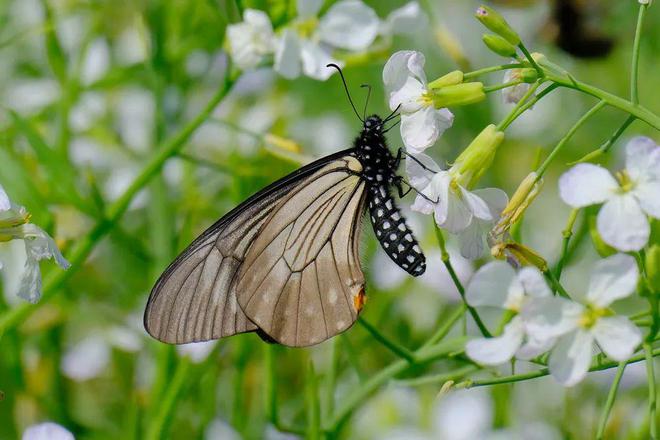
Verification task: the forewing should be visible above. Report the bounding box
[144,149,358,344]
[236,155,367,347]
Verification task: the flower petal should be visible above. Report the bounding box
[17,256,42,303]
[300,40,341,80]
[592,316,641,361]
[297,0,323,18]
[405,152,441,189]
[597,194,650,251]
[549,330,594,386]
[389,75,426,112]
[517,266,552,298]
[23,422,74,440]
[465,260,518,308]
[381,1,427,36]
[20,224,70,269]
[585,253,638,307]
[400,106,441,153]
[274,30,302,79]
[460,188,493,221]
[634,180,660,218]
[0,184,10,211]
[383,50,426,96]
[521,296,582,341]
[559,163,618,208]
[410,194,434,215]
[227,9,274,70]
[466,316,525,365]
[439,189,473,233]
[457,220,488,260]
[319,0,380,51]
[516,334,556,360]
[625,136,660,181]
[472,188,508,219]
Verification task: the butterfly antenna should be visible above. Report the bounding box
[360,84,372,121]
[382,104,402,125]
[382,118,400,133]
[327,63,363,123]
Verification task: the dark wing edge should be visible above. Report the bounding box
[143,148,358,344]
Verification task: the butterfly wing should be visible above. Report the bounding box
[144,150,365,345]
[236,154,367,347]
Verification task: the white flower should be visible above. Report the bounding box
[227,9,276,70]
[502,68,532,104]
[23,422,74,440]
[522,253,642,386]
[406,153,507,258]
[0,185,70,303]
[559,136,660,251]
[465,261,554,365]
[379,2,428,37]
[274,0,380,80]
[383,51,454,153]
[176,340,217,363]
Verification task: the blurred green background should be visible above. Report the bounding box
[0,0,658,439]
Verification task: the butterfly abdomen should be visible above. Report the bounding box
[367,184,426,276]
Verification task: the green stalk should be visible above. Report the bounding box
[435,226,491,338]
[569,115,636,164]
[422,305,467,348]
[483,80,522,93]
[0,70,239,333]
[454,345,660,388]
[554,209,580,280]
[631,4,648,105]
[325,338,340,419]
[145,358,192,440]
[496,81,542,131]
[463,63,524,80]
[357,318,415,363]
[595,361,627,440]
[644,343,657,440]
[518,42,543,77]
[535,101,606,178]
[306,361,321,440]
[392,365,478,387]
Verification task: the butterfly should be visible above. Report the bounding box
[144,65,426,347]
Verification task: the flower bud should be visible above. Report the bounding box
[451,124,504,188]
[482,34,517,57]
[491,241,548,272]
[646,244,660,293]
[492,172,542,237]
[519,68,538,83]
[475,5,520,46]
[428,70,464,89]
[431,82,485,108]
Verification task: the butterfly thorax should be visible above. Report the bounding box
[353,114,426,277]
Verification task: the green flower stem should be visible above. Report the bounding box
[569,115,636,164]
[535,100,606,178]
[145,357,192,440]
[596,361,628,440]
[463,63,523,80]
[631,4,648,105]
[422,305,467,348]
[306,361,321,440]
[554,209,580,280]
[393,365,479,387]
[543,269,571,299]
[518,42,543,77]
[454,344,660,389]
[483,79,522,93]
[325,336,467,434]
[434,226,492,338]
[357,318,416,363]
[496,81,545,131]
[644,342,657,440]
[0,70,239,335]
[546,74,660,131]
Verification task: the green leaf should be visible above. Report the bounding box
[41,0,68,82]
[0,149,51,225]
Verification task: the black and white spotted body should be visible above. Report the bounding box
[353,115,426,276]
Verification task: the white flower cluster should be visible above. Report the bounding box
[465,254,642,386]
[0,184,70,303]
[227,0,425,80]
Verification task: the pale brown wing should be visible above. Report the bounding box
[143,149,360,344]
[236,155,367,347]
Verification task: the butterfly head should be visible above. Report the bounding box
[363,115,383,132]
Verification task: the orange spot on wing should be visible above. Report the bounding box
[353,288,367,313]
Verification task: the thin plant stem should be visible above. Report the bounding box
[434,226,492,338]
[544,269,571,299]
[357,318,416,363]
[535,101,606,178]
[596,361,628,440]
[393,365,478,387]
[496,81,542,131]
[555,209,580,280]
[463,63,524,80]
[422,305,467,348]
[145,358,192,440]
[264,344,278,426]
[0,69,239,334]
[631,4,648,105]
[644,342,657,440]
[454,344,660,389]
[570,115,636,164]
[518,42,543,76]
[483,80,522,93]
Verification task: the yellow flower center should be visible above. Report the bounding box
[578,305,611,329]
[615,170,635,194]
[417,92,434,107]
[294,17,319,39]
